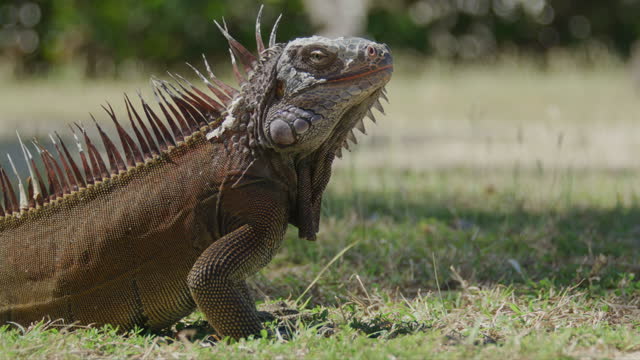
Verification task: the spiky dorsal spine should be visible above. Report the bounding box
[0,8,284,219]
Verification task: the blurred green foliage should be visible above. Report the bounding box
[2,0,640,77]
[369,0,640,60]
[2,0,308,76]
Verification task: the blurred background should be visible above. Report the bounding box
[0,0,639,304]
[1,0,640,77]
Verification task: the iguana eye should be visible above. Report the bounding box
[300,46,336,69]
[307,49,333,67]
[310,50,327,62]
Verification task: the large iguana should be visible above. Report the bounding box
[0,10,392,340]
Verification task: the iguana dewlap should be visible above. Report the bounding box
[0,9,392,340]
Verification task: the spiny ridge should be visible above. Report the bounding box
[228,49,246,84]
[202,55,239,98]
[70,125,95,186]
[48,148,70,195]
[187,62,234,105]
[152,80,192,137]
[215,19,257,73]
[17,131,42,202]
[124,94,154,160]
[125,94,160,156]
[49,133,79,192]
[255,5,266,54]
[0,9,277,218]
[103,104,143,166]
[164,76,212,124]
[6,155,28,210]
[25,141,48,202]
[77,123,109,181]
[157,81,201,131]
[269,14,282,48]
[56,132,86,189]
[92,114,127,174]
[32,141,62,199]
[138,92,174,150]
[0,166,18,214]
[169,72,223,115]
[151,83,185,143]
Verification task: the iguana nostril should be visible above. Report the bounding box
[367,45,376,58]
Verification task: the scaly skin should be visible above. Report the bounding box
[0,16,393,340]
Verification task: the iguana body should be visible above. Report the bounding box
[0,11,392,339]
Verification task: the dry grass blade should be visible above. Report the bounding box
[295,240,360,305]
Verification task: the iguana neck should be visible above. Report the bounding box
[289,94,381,241]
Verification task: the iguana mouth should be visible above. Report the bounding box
[326,64,394,83]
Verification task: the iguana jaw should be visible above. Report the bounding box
[295,57,392,158]
[329,85,389,157]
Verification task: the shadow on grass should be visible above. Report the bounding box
[275,173,640,295]
[324,186,640,257]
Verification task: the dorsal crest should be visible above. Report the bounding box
[0,7,282,220]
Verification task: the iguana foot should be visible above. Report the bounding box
[258,301,303,322]
[256,301,308,340]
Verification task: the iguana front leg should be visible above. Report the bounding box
[187,194,287,340]
[235,282,282,323]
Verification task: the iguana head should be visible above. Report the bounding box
[206,18,392,161]
[262,36,393,156]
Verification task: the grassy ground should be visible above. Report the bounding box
[0,57,639,359]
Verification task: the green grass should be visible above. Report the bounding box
[1,57,639,359]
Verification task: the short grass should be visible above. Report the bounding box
[0,56,639,359]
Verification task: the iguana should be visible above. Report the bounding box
[0,9,392,340]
